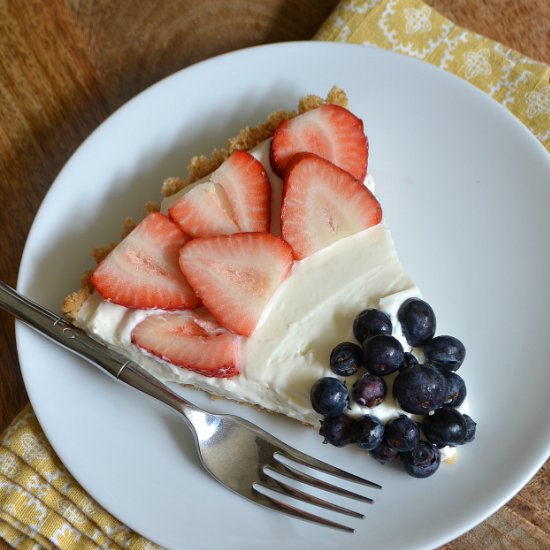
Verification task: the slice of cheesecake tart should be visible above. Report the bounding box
[63,88,473,474]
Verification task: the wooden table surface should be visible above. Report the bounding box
[0,1,548,548]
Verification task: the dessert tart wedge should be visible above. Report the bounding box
[63,87,474,477]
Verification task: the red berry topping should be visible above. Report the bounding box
[281,153,382,259]
[132,308,241,378]
[270,104,369,181]
[169,150,271,237]
[92,212,199,310]
[179,232,293,336]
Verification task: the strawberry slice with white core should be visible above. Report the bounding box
[132,308,241,378]
[168,150,270,237]
[92,212,200,310]
[168,181,239,238]
[179,233,293,336]
[213,150,271,232]
[270,104,369,181]
[281,153,382,260]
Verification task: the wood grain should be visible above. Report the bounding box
[0,0,108,436]
[65,0,340,112]
[0,1,548,548]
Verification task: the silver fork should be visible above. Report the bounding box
[0,282,381,533]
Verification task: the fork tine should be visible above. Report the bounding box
[252,486,356,533]
[268,460,374,504]
[275,449,382,489]
[261,472,364,518]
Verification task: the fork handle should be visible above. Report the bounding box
[0,281,134,378]
[0,282,202,422]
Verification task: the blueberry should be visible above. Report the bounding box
[384,414,420,452]
[352,373,387,407]
[422,407,467,447]
[460,414,477,444]
[353,309,392,343]
[393,364,448,414]
[329,342,363,376]
[319,414,353,447]
[393,365,447,414]
[400,352,419,370]
[310,377,349,417]
[398,298,436,346]
[351,415,384,450]
[424,335,466,371]
[401,441,441,478]
[363,334,404,376]
[369,441,399,464]
[440,370,467,407]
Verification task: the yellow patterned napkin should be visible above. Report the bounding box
[2,1,550,548]
[315,0,550,152]
[0,405,161,549]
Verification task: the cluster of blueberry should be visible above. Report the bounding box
[310,298,476,478]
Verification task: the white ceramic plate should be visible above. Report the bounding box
[17,42,550,549]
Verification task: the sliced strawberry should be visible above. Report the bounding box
[168,181,239,238]
[281,153,382,260]
[213,150,271,232]
[132,308,241,378]
[270,104,369,181]
[168,150,270,237]
[92,212,200,310]
[179,233,293,336]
